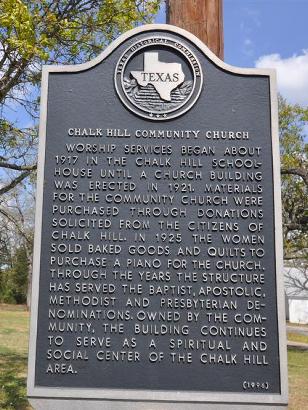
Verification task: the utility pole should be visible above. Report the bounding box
[167,0,224,60]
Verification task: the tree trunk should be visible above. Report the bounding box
[26,265,32,310]
[26,248,33,310]
[167,0,224,60]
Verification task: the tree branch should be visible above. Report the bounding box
[0,161,37,171]
[285,222,303,231]
[0,208,32,246]
[0,170,33,196]
[281,167,308,186]
[0,58,29,104]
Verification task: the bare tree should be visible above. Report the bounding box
[0,186,35,307]
[284,257,308,296]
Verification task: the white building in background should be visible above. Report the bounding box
[284,263,308,324]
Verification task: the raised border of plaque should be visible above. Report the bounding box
[27,24,288,409]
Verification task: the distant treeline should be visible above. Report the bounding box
[0,247,28,304]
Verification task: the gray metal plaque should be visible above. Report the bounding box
[28,25,288,408]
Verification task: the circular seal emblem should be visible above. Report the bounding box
[115,36,203,120]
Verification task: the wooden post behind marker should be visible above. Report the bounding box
[167,0,224,60]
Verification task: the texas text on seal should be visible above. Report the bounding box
[115,36,203,120]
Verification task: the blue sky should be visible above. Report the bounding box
[224,0,307,66]
[156,0,308,106]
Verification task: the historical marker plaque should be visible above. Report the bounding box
[28,25,288,409]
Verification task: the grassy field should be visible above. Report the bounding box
[0,305,31,410]
[288,332,308,344]
[0,305,308,410]
[288,348,308,409]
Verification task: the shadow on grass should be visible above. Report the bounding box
[0,351,30,410]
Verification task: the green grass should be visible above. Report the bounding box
[288,332,308,345]
[0,305,31,410]
[288,349,308,409]
[0,304,308,409]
